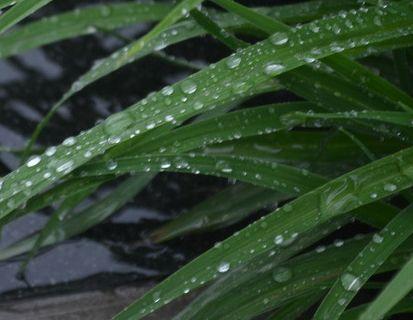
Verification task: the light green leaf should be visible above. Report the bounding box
[359,254,413,320]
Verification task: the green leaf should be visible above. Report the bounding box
[281,110,413,129]
[79,153,325,195]
[17,183,98,274]
[314,203,413,319]
[190,8,247,50]
[177,234,412,320]
[267,293,323,320]
[214,0,413,115]
[359,254,413,320]
[0,175,153,261]
[0,0,18,10]
[0,2,173,58]
[22,0,396,153]
[176,217,352,320]
[151,184,287,242]
[0,0,54,34]
[4,0,409,222]
[112,141,413,319]
[22,0,205,158]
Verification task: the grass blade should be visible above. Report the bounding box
[314,203,413,319]
[0,0,54,34]
[23,0,205,158]
[359,254,413,320]
[0,174,153,261]
[190,8,247,50]
[151,184,286,242]
[0,2,173,58]
[3,0,408,221]
[113,140,413,320]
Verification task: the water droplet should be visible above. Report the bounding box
[108,136,121,144]
[181,80,197,94]
[340,273,361,291]
[161,86,174,96]
[194,101,204,110]
[264,63,284,76]
[315,245,326,253]
[274,235,284,245]
[372,233,383,244]
[25,155,41,168]
[56,160,74,173]
[106,160,118,170]
[383,183,397,192]
[45,146,57,157]
[63,137,76,147]
[160,161,171,169]
[270,32,289,45]
[164,115,175,122]
[217,262,230,273]
[226,55,241,69]
[272,267,292,283]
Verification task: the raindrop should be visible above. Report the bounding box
[226,55,241,69]
[264,63,284,76]
[194,101,204,110]
[270,32,289,45]
[161,86,174,96]
[181,80,197,94]
[26,156,41,167]
[63,137,76,147]
[106,160,118,171]
[161,161,171,169]
[372,233,383,244]
[56,160,74,173]
[45,146,57,157]
[217,262,230,273]
[383,183,397,192]
[274,235,284,245]
[340,273,361,292]
[272,267,292,283]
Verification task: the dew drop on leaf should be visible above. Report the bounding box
[180,80,197,94]
[226,55,241,69]
[45,146,57,157]
[372,233,384,244]
[106,160,118,171]
[217,262,230,273]
[270,32,289,45]
[383,183,397,192]
[272,267,292,283]
[161,86,174,96]
[26,156,41,167]
[62,137,76,147]
[340,273,362,291]
[264,63,284,76]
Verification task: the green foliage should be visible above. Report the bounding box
[1,0,413,319]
